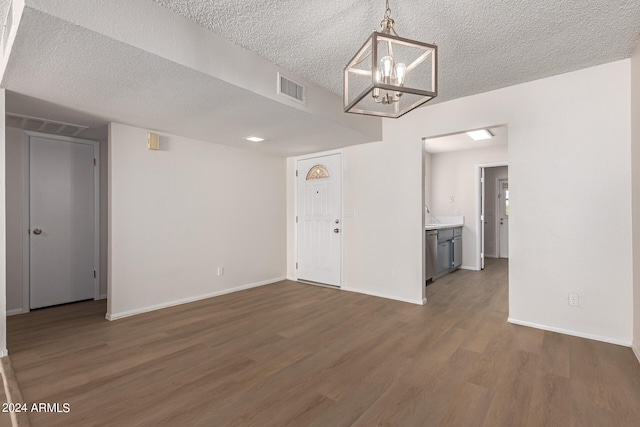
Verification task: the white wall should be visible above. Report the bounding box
[431,146,508,269]
[286,137,425,305]
[341,139,425,304]
[4,127,109,314]
[0,89,6,356]
[5,127,25,313]
[631,40,640,361]
[484,166,509,258]
[108,123,286,319]
[385,59,633,344]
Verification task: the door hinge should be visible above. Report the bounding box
[296,170,298,177]
[93,270,97,278]
[296,262,298,269]
[93,158,96,166]
[296,216,298,223]
[481,177,484,183]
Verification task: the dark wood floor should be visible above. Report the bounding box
[6,259,640,426]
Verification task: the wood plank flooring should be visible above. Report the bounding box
[6,259,640,426]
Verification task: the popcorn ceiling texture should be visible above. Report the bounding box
[150,0,640,103]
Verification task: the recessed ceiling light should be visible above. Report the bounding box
[466,129,493,141]
[244,136,265,142]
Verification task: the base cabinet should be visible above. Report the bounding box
[452,236,462,268]
[437,241,451,275]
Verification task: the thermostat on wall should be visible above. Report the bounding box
[147,133,159,150]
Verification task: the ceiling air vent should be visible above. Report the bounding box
[278,73,305,105]
[6,113,89,137]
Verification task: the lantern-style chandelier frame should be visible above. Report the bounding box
[344,0,438,118]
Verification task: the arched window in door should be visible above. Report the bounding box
[306,164,330,180]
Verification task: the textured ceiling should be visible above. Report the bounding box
[151,0,640,103]
[1,1,640,156]
[0,2,378,156]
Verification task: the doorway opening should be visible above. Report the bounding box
[422,125,509,303]
[478,164,509,269]
[498,178,509,258]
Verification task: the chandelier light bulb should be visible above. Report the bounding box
[395,63,406,85]
[380,56,395,82]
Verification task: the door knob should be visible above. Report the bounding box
[334,228,340,233]
[32,228,42,235]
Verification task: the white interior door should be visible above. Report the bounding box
[498,179,509,258]
[29,135,96,309]
[480,168,486,270]
[296,153,342,286]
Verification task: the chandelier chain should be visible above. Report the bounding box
[381,0,398,36]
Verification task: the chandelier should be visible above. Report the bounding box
[344,0,438,118]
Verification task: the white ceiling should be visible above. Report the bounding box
[1,1,639,156]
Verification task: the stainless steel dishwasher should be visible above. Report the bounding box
[425,230,437,284]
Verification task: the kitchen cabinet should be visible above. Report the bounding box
[452,235,462,268]
[452,227,462,269]
[437,241,451,274]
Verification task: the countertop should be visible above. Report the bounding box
[425,223,464,231]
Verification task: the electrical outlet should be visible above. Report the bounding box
[568,293,579,307]
[217,266,224,277]
[391,269,397,279]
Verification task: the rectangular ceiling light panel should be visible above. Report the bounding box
[466,129,493,140]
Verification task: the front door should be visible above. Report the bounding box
[29,134,97,309]
[296,153,342,286]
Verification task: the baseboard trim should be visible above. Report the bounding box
[633,343,640,365]
[6,308,26,317]
[342,286,424,305]
[98,293,107,300]
[508,317,632,347]
[106,277,286,321]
